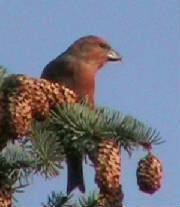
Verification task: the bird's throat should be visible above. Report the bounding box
[73,71,95,105]
[62,56,97,105]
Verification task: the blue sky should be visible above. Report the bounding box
[0,1,179,206]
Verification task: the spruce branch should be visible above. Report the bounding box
[41,191,74,207]
[42,191,98,207]
[43,103,163,156]
[0,141,33,192]
[29,121,65,178]
[79,192,98,207]
[49,103,110,155]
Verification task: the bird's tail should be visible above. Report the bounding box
[67,154,85,195]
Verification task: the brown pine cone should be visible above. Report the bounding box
[93,138,123,207]
[137,152,163,194]
[0,75,78,139]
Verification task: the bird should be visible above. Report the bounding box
[41,35,122,195]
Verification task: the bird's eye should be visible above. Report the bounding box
[99,43,109,49]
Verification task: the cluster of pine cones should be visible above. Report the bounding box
[0,74,163,207]
[94,139,163,206]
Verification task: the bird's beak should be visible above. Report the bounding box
[107,49,122,61]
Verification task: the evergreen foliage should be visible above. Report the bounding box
[40,103,162,157]
[29,121,65,177]
[41,191,98,207]
[41,191,72,207]
[0,142,33,193]
[0,67,163,206]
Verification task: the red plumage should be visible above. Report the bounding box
[41,35,121,195]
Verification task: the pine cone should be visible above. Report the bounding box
[94,138,123,207]
[0,75,78,139]
[0,187,13,207]
[136,152,163,194]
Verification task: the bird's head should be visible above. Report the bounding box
[67,35,122,73]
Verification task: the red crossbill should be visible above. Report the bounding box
[41,35,122,195]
